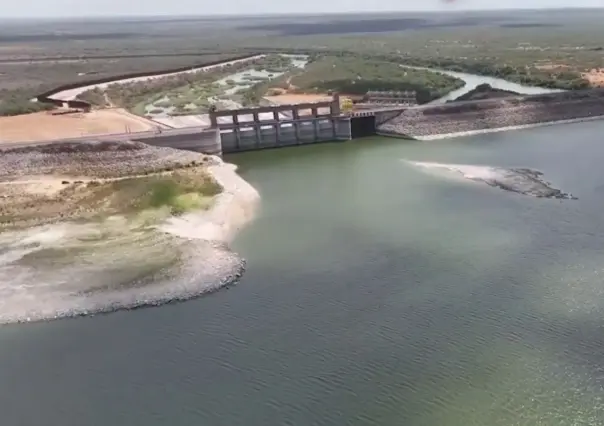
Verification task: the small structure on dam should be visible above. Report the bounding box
[209,94,352,153]
[132,94,406,155]
[363,90,417,106]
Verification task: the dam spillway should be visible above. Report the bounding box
[207,88,604,155]
[209,96,351,153]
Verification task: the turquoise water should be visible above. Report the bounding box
[2,121,604,425]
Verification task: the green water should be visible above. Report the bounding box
[2,121,604,425]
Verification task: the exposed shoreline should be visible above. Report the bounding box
[159,159,259,243]
[377,90,604,140]
[378,114,604,141]
[0,141,260,324]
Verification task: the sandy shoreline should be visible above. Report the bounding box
[160,157,260,243]
[0,142,260,323]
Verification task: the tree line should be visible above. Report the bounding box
[239,47,593,91]
[75,58,264,111]
[0,87,55,116]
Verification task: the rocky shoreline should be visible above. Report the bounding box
[0,140,260,324]
[378,89,604,139]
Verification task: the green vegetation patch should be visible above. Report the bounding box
[0,167,222,231]
[1,53,245,117]
[98,168,222,216]
[75,87,108,107]
[287,56,464,104]
[0,89,55,116]
[254,54,293,72]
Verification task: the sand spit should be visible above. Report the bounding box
[407,161,576,200]
[0,141,260,324]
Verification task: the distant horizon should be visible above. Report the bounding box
[2,4,603,20]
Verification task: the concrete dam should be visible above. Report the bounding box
[131,95,357,155]
[61,89,604,157]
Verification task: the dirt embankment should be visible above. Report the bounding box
[263,93,333,105]
[378,89,604,139]
[0,140,220,229]
[583,69,604,87]
[0,109,160,144]
[0,140,261,324]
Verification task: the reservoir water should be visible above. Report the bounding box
[3,121,604,425]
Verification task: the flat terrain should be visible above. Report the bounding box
[583,69,604,87]
[1,9,604,118]
[0,109,159,143]
[0,140,220,229]
[284,56,464,104]
[263,94,333,104]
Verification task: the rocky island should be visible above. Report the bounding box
[408,161,576,200]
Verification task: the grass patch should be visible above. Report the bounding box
[154,100,173,108]
[132,101,149,116]
[0,167,222,231]
[107,168,221,216]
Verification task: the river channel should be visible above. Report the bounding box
[429,68,562,103]
[49,54,558,105]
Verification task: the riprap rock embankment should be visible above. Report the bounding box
[378,89,604,139]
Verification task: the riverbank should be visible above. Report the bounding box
[45,55,265,103]
[159,160,260,243]
[399,64,563,105]
[0,140,259,323]
[0,140,212,228]
[378,89,604,140]
[407,115,604,141]
[0,138,259,234]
